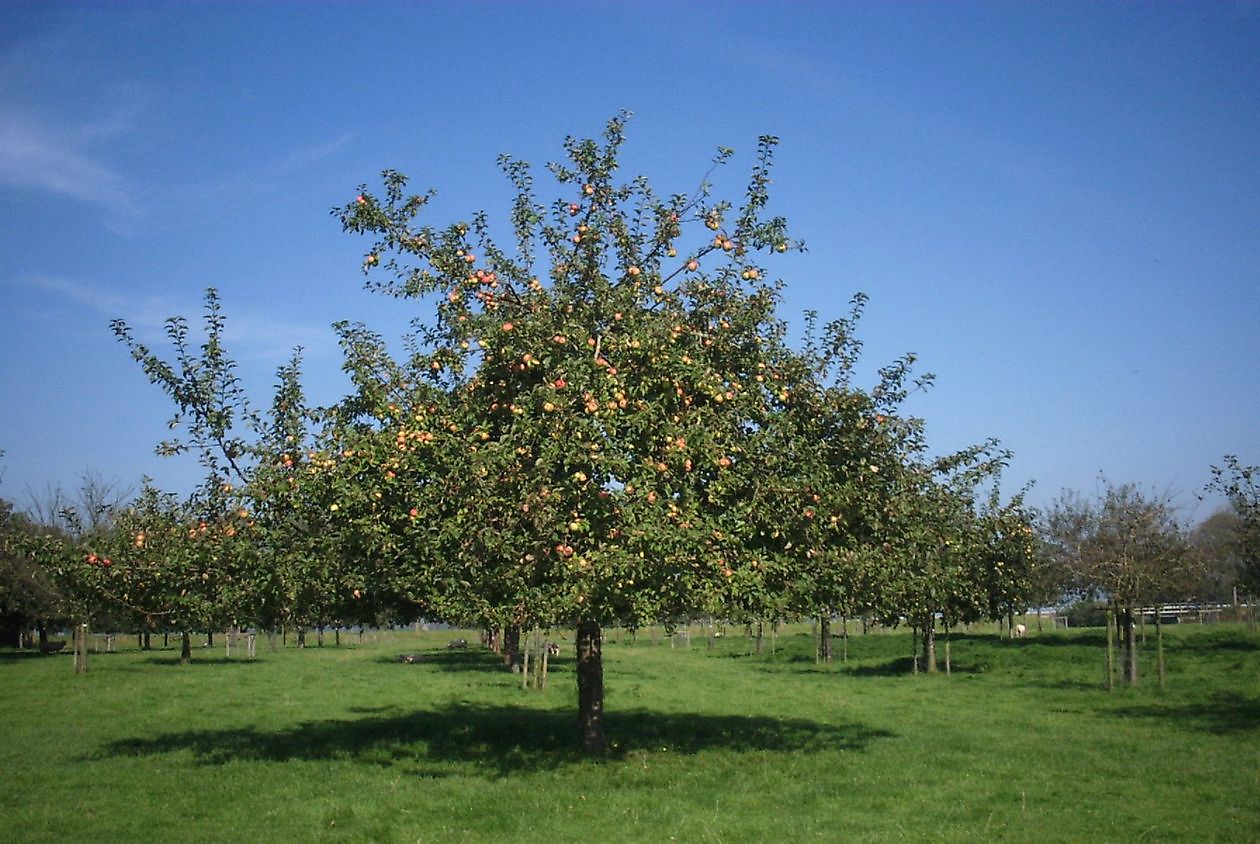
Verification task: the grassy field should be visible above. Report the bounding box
[2,622,1257,842]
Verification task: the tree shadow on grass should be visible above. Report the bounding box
[372,649,523,672]
[1104,692,1260,735]
[96,703,893,776]
[0,649,65,662]
[138,655,264,667]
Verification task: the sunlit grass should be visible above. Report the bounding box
[2,623,1257,842]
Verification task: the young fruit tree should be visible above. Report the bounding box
[1041,482,1201,687]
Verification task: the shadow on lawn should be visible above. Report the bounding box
[1105,692,1260,735]
[98,703,893,775]
[373,649,529,672]
[0,649,66,662]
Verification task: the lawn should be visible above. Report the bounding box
[2,623,1257,842]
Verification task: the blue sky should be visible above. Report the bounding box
[1,1,1257,522]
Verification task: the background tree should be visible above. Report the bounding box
[1191,509,1246,606]
[1208,456,1259,626]
[0,497,65,648]
[112,290,308,657]
[1041,482,1201,686]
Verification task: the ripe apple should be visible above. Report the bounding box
[686,260,699,272]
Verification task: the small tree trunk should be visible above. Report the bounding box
[944,622,952,676]
[818,615,832,664]
[576,620,606,754]
[335,629,340,647]
[1105,607,1115,691]
[755,619,764,654]
[1155,606,1166,690]
[73,623,89,674]
[504,625,522,672]
[841,615,849,664]
[181,631,192,665]
[143,631,152,651]
[316,627,324,647]
[1123,607,1139,686]
[207,631,214,648]
[923,619,937,674]
[297,629,306,648]
[522,641,531,689]
[912,627,919,675]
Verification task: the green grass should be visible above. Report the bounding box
[2,623,1257,842]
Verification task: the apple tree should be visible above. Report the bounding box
[335,113,804,752]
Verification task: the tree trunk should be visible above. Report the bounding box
[1105,607,1115,691]
[923,618,937,674]
[911,627,919,675]
[522,641,531,689]
[944,622,952,675]
[73,623,89,674]
[1155,605,1166,690]
[180,631,191,665]
[840,615,848,664]
[504,625,522,672]
[297,629,306,648]
[576,620,606,754]
[207,630,214,648]
[818,615,832,664]
[143,631,151,651]
[1123,606,1138,686]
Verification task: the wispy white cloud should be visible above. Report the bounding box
[0,111,141,222]
[276,131,356,177]
[21,276,338,364]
